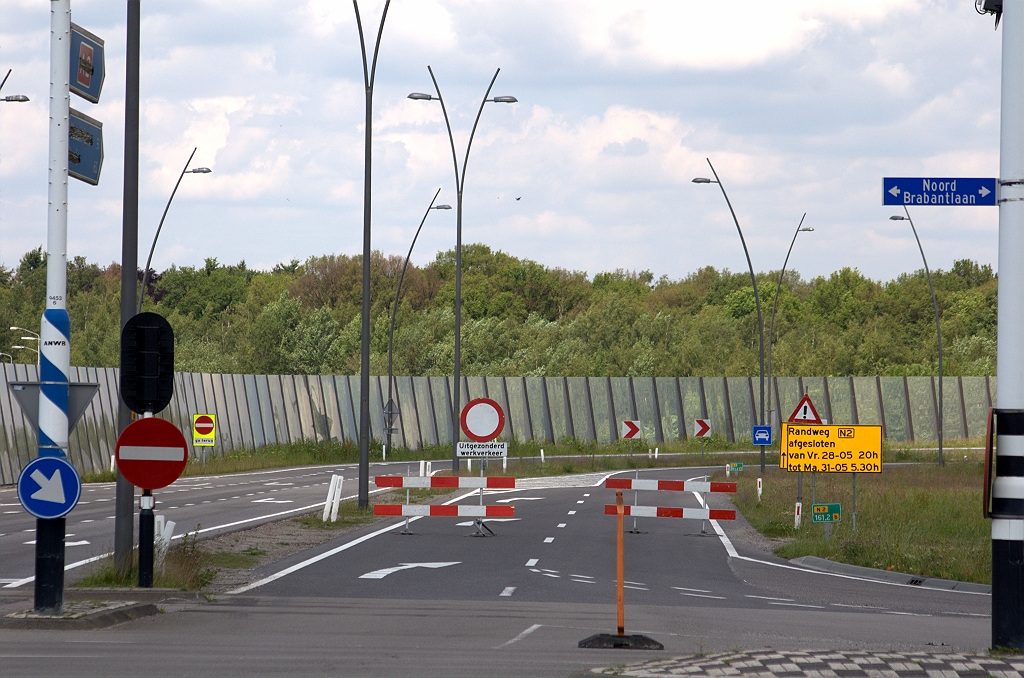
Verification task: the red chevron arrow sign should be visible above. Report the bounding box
[694,419,712,438]
[621,420,641,439]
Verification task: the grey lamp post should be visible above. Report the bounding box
[10,327,40,367]
[409,67,516,473]
[767,215,812,429]
[353,0,390,509]
[891,208,943,466]
[694,158,767,473]
[137,147,211,313]
[385,189,451,455]
[0,69,29,102]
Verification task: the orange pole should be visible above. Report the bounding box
[616,489,625,636]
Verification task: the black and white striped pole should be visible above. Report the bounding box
[984,0,1024,651]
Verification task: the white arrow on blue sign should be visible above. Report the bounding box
[883,177,996,206]
[17,456,82,519]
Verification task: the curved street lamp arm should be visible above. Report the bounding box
[368,0,390,92]
[767,212,806,416]
[428,66,462,194]
[904,205,943,464]
[138,146,197,313]
[388,187,442,404]
[460,68,500,195]
[707,158,765,426]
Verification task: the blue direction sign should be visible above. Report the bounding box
[69,108,103,185]
[17,456,81,519]
[70,23,105,104]
[752,425,773,446]
[883,177,996,206]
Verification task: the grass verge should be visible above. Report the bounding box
[76,530,216,590]
[731,462,989,584]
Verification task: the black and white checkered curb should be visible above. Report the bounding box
[592,650,1024,677]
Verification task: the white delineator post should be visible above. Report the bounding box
[994,0,1024,651]
[40,0,71,460]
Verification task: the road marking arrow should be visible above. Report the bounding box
[980,186,991,197]
[29,469,65,504]
[888,185,900,197]
[359,561,460,579]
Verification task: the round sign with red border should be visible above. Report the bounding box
[115,417,189,490]
[460,398,505,442]
[194,415,214,435]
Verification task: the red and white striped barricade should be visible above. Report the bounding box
[603,505,735,520]
[372,476,516,523]
[374,476,515,490]
[604,476,737,521]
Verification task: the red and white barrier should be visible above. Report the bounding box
[374,475,515,489]
[605,478,735,493]
[374,504,515,518]
[604,505,735,520]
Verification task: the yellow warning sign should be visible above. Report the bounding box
[780,423,882,473]
[192,413,216,447]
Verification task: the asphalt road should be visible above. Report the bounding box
[0,464,993,678]
[0,460,423,587]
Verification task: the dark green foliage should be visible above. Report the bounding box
[0,245,998,378]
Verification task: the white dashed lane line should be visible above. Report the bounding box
[543,537,554,543]
[499,587,516,597]
[525,559,538,567]
[567,510,576,515]
[557,523,566,528]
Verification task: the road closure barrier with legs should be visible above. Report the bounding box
[372,475,516,528]
[604,476,737,522]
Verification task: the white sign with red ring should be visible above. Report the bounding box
[460,398,505,442]
[115,417,189,490]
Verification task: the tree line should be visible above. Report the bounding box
[0,245,996,378]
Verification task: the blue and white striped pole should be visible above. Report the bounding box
[40,0,70,459]
[34,0,71,614]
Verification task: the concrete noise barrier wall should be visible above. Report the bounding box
[0,365,995,486]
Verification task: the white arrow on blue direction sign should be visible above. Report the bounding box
[981,186,992,197]
[359,562,460,579]
[30,469,66,504]
[889,185,900,197]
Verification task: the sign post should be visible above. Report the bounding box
[694,418,711,463]
[115,417,188,587]
[458,398,508,536]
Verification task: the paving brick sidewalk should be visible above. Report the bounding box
[591,650,1023,677]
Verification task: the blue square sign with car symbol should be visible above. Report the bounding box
[752,425,773,446]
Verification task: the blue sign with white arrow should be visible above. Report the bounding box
[883,177,996,206]
[17,456,81,519]
[752,425,773,446]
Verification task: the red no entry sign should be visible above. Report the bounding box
[194,415,214,435]
[460,398,505,442]
[115,417,188,490]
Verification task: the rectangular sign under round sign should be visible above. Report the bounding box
[456,441,508,458]
[883,177,996,206]
[780,423,882,473]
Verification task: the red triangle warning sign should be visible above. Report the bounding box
[788,394,823,424]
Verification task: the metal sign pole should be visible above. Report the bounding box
[994,0,1024,650]
[34,0,72,615]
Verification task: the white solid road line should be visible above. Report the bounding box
[769,602,824,609]
[672,586,712,593]
[499,586,516,597]
[680,592,725,599]
[683,476,989,597]
[746,595,795,601]
[228,489,481,594]
[495,623,542,649]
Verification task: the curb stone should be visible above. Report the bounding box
[789,556,991,594]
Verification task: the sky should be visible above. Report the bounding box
[0,0,1006,283]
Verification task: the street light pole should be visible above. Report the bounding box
[353,0,390,509]
[385,190,450,455]
[137,148,211,313]
[409,69,516,473]
[890,208,943,466]
[694,159,767,473]
[767,214,811,430]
